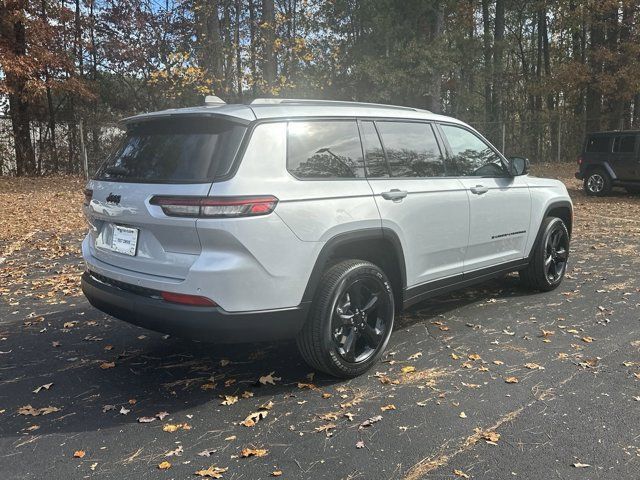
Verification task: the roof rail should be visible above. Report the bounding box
[250,98,430,113]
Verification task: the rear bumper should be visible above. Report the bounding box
[81,272,309,343]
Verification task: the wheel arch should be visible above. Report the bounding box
[584,162,617,180]
[527,200,573,262]
[301,228,406,311]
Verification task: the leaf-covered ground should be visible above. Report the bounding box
[1,166,639,479]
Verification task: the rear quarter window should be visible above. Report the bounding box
[95,117,246,182]
[585,136,611,153]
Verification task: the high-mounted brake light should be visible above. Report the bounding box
[150,195,278,218]
[161,291,217,306]
[83,188,93,206]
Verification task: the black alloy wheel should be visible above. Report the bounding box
[331,277,391,364]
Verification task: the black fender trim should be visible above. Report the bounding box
[300,227,407,304]
[527,200,573,262]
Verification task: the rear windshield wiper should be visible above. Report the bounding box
[105,165,129,176]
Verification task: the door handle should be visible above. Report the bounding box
[470,185,489,195]
[381,189,408,201]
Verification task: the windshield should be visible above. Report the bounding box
[95,117,246,182]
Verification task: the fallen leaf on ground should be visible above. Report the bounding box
[157,461,171,470]
[408,352,422,360]
[156,411,169,420]
[356,440,365,449]
[524,363,545,370]
[163,423,190,432]
[468,353,481,361]
[240,448,268,458]
[459,411,467,418]
[481,430,501,443]
[195,466,228,478]
[18,405,60,416]
[165,445,183,457]
[493,360,504,365]
[119,407,130,415]
[504,376,519,383]
[198,449,217,457]
[137,416,155,423]
[572,462,591,468]
[99,362,115,369]
[73,450,85,458]
[272,471,282,477]
[401,366,416,374]
[33,383,53,394]
[454,469,470,479]
[241,410,268,427]
[359,415,383,429]
[220,395,238,406]
[259,372,281,385]
[582,336,594,343]
[381,404,396,411]
[315,423,336,436]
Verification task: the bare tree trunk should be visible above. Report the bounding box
[481,0,493,123]
[195,0,223,94]
[235,0,242,100]
[586,12,604,133]
[0,2,36,176]
[249,0,258,95]
[492,0,504,124]
[261,0,276,92]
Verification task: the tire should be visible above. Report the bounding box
[296,259,395,378]
[583,168,612,196]
[520,217,570,292]
[625,186,640,195]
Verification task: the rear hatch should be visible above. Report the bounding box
[85,116,246,279]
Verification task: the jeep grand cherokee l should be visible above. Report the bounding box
[81,98,573,378]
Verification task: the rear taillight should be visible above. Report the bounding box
[83,188,93,206]
[150,195,278,218]
[161,291,217,306]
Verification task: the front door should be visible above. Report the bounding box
[438,123,532,273]
[360,120,470,288]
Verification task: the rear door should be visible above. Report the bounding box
[85,116,246,279]
[437,123,531,273]
[362,120,470,288]
[611,134,638,180]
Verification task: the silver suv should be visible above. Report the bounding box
[81,98,573,378]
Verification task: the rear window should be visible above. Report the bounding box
[95,117,246,182]
[585,135,611,153]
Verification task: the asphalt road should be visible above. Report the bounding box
[1,183,639,479]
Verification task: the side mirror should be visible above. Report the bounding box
[509,156,530,176]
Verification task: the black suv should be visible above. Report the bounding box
[576,130,640,196]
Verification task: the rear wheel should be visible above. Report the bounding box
[520,217,570,292]
[296,260,394,378]
[584,169,612,196]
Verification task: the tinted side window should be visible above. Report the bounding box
[440,124,507,177]
[287,121,365,179]
[360,121,389,178]
[586,136,611,153]
[613,135,636,153]
[376,121,445,177]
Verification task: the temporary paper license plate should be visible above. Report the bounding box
[110,225,139,256]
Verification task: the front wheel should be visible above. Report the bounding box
[296,260,394,378]
[520,217,570,292]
